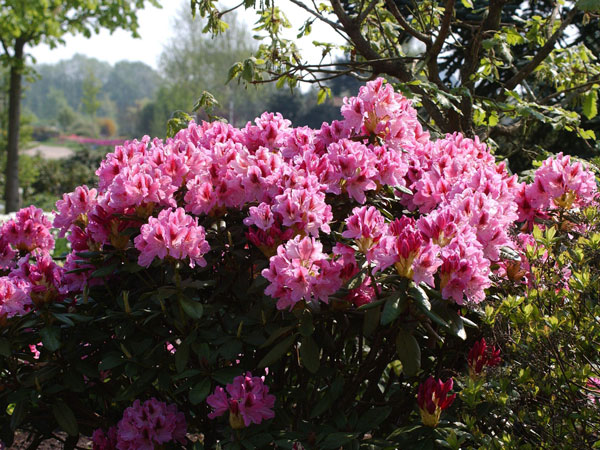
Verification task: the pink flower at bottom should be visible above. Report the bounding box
[116,398,187,449]
[92,426,118,450]
[207,372,275,428]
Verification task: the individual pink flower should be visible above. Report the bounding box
[134,208,210,268]
[53,185,98,236]
[417,377,456,427]
[116,398,187,450]
[342,206,387,255]
[326,139,378,203]
[272,188,332,236]
[262,236,341,310]
[439,233,490,305]
[467,338,501,378]
[1,206,54,253]
[207,372,275,428]
[345,277,376,307]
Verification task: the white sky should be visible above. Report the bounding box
[29,1,345,71]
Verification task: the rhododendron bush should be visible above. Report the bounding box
[0,78,598,449]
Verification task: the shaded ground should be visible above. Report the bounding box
[8,432,91,449]
[21,145,74,160]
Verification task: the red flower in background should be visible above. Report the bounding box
[417,376,456,427]
[467,338,501,378]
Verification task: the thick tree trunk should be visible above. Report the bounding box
[5,39,24,213]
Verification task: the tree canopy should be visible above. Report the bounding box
[0,0,159,212]
[192,0,600,166]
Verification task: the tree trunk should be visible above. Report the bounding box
[5,39,25,213]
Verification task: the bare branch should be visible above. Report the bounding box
[504,7,578,92]
[0,36,10,57]
[357,0,379,24]
[426,0,455,89]
[330,0,411,81]
[288,0,345,31]
[384,0,431,45]
[538,77,600,104]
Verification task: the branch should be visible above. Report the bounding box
[288,0,345,31]
[357,0,379,24]
[460,0,507,85]
[385,0,431,45]
[0,36,10,57]
[426,0,455,89]
[503,7,578,92]
[330,0,411,81]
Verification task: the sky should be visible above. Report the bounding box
[29,1,344,71]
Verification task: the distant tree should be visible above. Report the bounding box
[0,0,159,212]
[81,70,101,118]
[149,2,269,135]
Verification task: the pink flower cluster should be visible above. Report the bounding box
[516,152,597,225]
[207,372,275,428]
[134,208,210,268]
[28,76,594,311]
[0,207,64,317]
[92,398,187,450]
[262,236,342,310]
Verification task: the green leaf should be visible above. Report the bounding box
[395,329,421,377]
[258,334,295,368]
[583,91,598,120]
[189,378,211,405]
[299,335,320,373]
[10,401,26,430]
[460,0,474,7]
[0,338,11,357]
[180,298,204,319]
[40,327,61,352]
[91,262,120,278]
[409,285,431,310]
[212,366,241,384]
[363,305,381,337]
[175,343,190,373]
[299,312,314,337]
[320,432,358,449]
[260,326,295,349]
[444,310,467,340]
[99,352,124,371]
[310,377,344,418]
[381,293,407,325]
[52,401,78,436]
[356,406,392,432]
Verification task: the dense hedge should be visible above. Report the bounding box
[0,79,598,449]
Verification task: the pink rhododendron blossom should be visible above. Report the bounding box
[10,249,63,307]
[207,372,275,428]
[0,276,32,318]
[53,185,98,236]
[262,236,341,310]
[343,206,387,255]
[116,398,186,449]
[134,208,210,268]
[1,206,54,253]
